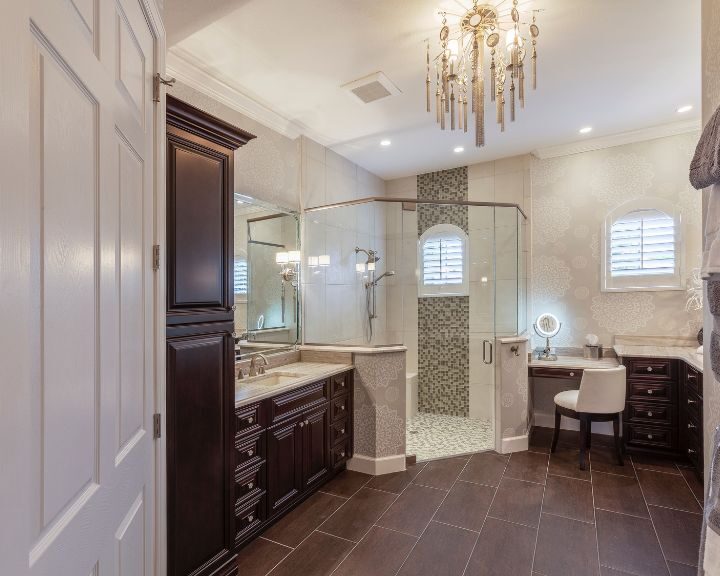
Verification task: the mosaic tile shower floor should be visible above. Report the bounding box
[406,412,494,461]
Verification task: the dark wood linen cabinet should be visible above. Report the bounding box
[165,96,255,576]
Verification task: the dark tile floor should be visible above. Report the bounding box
[236,427,704,576]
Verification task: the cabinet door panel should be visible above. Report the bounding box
[303,406,330,489]
[267,416,303,514]
[167,332,235,576]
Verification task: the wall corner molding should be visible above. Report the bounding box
[532,119,701,159]
[166,47,333,146]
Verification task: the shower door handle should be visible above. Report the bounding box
[483,340,493,365]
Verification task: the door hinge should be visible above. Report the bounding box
[153,73,176,103]
[152,244,160,271]
[153,413,162,439]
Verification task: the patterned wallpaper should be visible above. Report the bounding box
[417,167,470,416]
[530,133,703,350]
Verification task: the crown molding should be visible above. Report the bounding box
[166,47,333,146]
[533,119,701,159]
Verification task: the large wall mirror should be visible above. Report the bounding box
[234,194,300,358]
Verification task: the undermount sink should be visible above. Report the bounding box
[239,372,303,386]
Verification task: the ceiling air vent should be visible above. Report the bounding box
[342,72,401,104]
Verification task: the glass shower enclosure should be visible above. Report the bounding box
[302,198,527,461]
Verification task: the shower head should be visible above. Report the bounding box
[355,246,380,264]
[373,270,396,285]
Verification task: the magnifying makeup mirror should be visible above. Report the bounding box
[533,312,561,361]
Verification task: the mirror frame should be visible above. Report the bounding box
[234,194,301,360]
[533,312,561,339]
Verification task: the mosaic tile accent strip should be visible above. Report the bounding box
[708,280,720,316]
[418,297,470,416]
[417,166,469,235]
[406,412,493,461]
[712,330,720,379]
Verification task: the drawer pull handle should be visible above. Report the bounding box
[688,449,696,455]
[647,411,653,417]
[647,390,653,395]
[647,367,653,372]
[688,399,696,405]
[688,423,697,429]
[247,449,254,457]
[246,416,254,425]
[247,482,254,490]
[569,372,575,377]
[647,434,654,440]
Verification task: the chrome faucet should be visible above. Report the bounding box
[249,353,269,377]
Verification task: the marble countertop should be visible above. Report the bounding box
[613,345,704,373]
[529,356,620,370]
[235,361,353,407]
[298,344,407,355]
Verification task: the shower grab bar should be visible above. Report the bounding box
[303,196,528,220]
[483,340,493,365]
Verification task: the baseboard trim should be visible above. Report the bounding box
[501,434,529,454]
[533,412,614,435]
[346,454,406,476]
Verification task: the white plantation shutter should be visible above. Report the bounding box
[234,258,248,295]
[610,209,675,277]
[423,236,464,285]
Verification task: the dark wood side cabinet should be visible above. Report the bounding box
[166,96,255,576]
[235,369,354,550]
[622,356,704,479]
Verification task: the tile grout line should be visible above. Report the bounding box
[630,456,674,576]
[460,453,513,576]
[588,447,603,576]
[675,462,705,510]
[528,449,550,576]
[391,456,477,576]
[258,535,295,550]
[264,472,375,576]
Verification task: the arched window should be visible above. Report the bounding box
[602,199,683,291]
[418,224,469,296]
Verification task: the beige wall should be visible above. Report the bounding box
[530,133,703,350]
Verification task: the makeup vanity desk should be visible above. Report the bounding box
[528,355,620,382]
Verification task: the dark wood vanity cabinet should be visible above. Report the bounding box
[235,370,354,550]
[166,97,255,576]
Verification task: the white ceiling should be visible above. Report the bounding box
[167,0,701,180]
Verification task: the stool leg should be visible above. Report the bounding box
[586,420,592,450]
[613,413,623,466]
[579,414,588,471]
[551,407,561,453]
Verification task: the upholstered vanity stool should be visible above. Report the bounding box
[551,366,627,470]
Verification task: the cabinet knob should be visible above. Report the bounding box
[340,404,346,411]
[247,482,254,490]
[247,514,254,523]
[647,390,653,395]
[569,372,575,377]
[304,419,310,425]
[341,428,345,434]
[688,448,696,455]
[340,451,346,458]
[247,449,254,457]
[647,366,653,372]
[246,416,254,425]
[341,382,345,387]
[647,412,653,417]
[299,421,305,428]
[688,399,696,405]
[688,423,696,429]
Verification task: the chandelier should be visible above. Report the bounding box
[425,0,541,147]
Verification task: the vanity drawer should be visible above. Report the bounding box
[270,381,328,424]
[686,366,703,397]
[234,495,265,543]
[626,402,673,426]
[625,423,674,450]
[331,371,351,398]
[624,357,676,381]
[628,381,673,403]
[529,367,582,381]
[234,462,265,508]
[331,438,351,470]
[235,402,265,439]
[331,395,350,422]
[686,389,702,423]
[235,432,265,473]
[331,417,350,445]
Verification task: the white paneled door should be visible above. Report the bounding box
[1,0,161,575]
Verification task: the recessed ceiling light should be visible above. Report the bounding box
[677,105,693,114]
[380,139,391,147]
[454,146,465,153]
[579,126,593,135]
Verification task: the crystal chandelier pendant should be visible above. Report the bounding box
[425,0,541,148]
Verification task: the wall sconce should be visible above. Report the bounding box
[318,255,330,267]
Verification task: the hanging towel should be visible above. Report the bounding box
[700,425,720,575]
[703,184,720,278]
[691,104,720,190]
